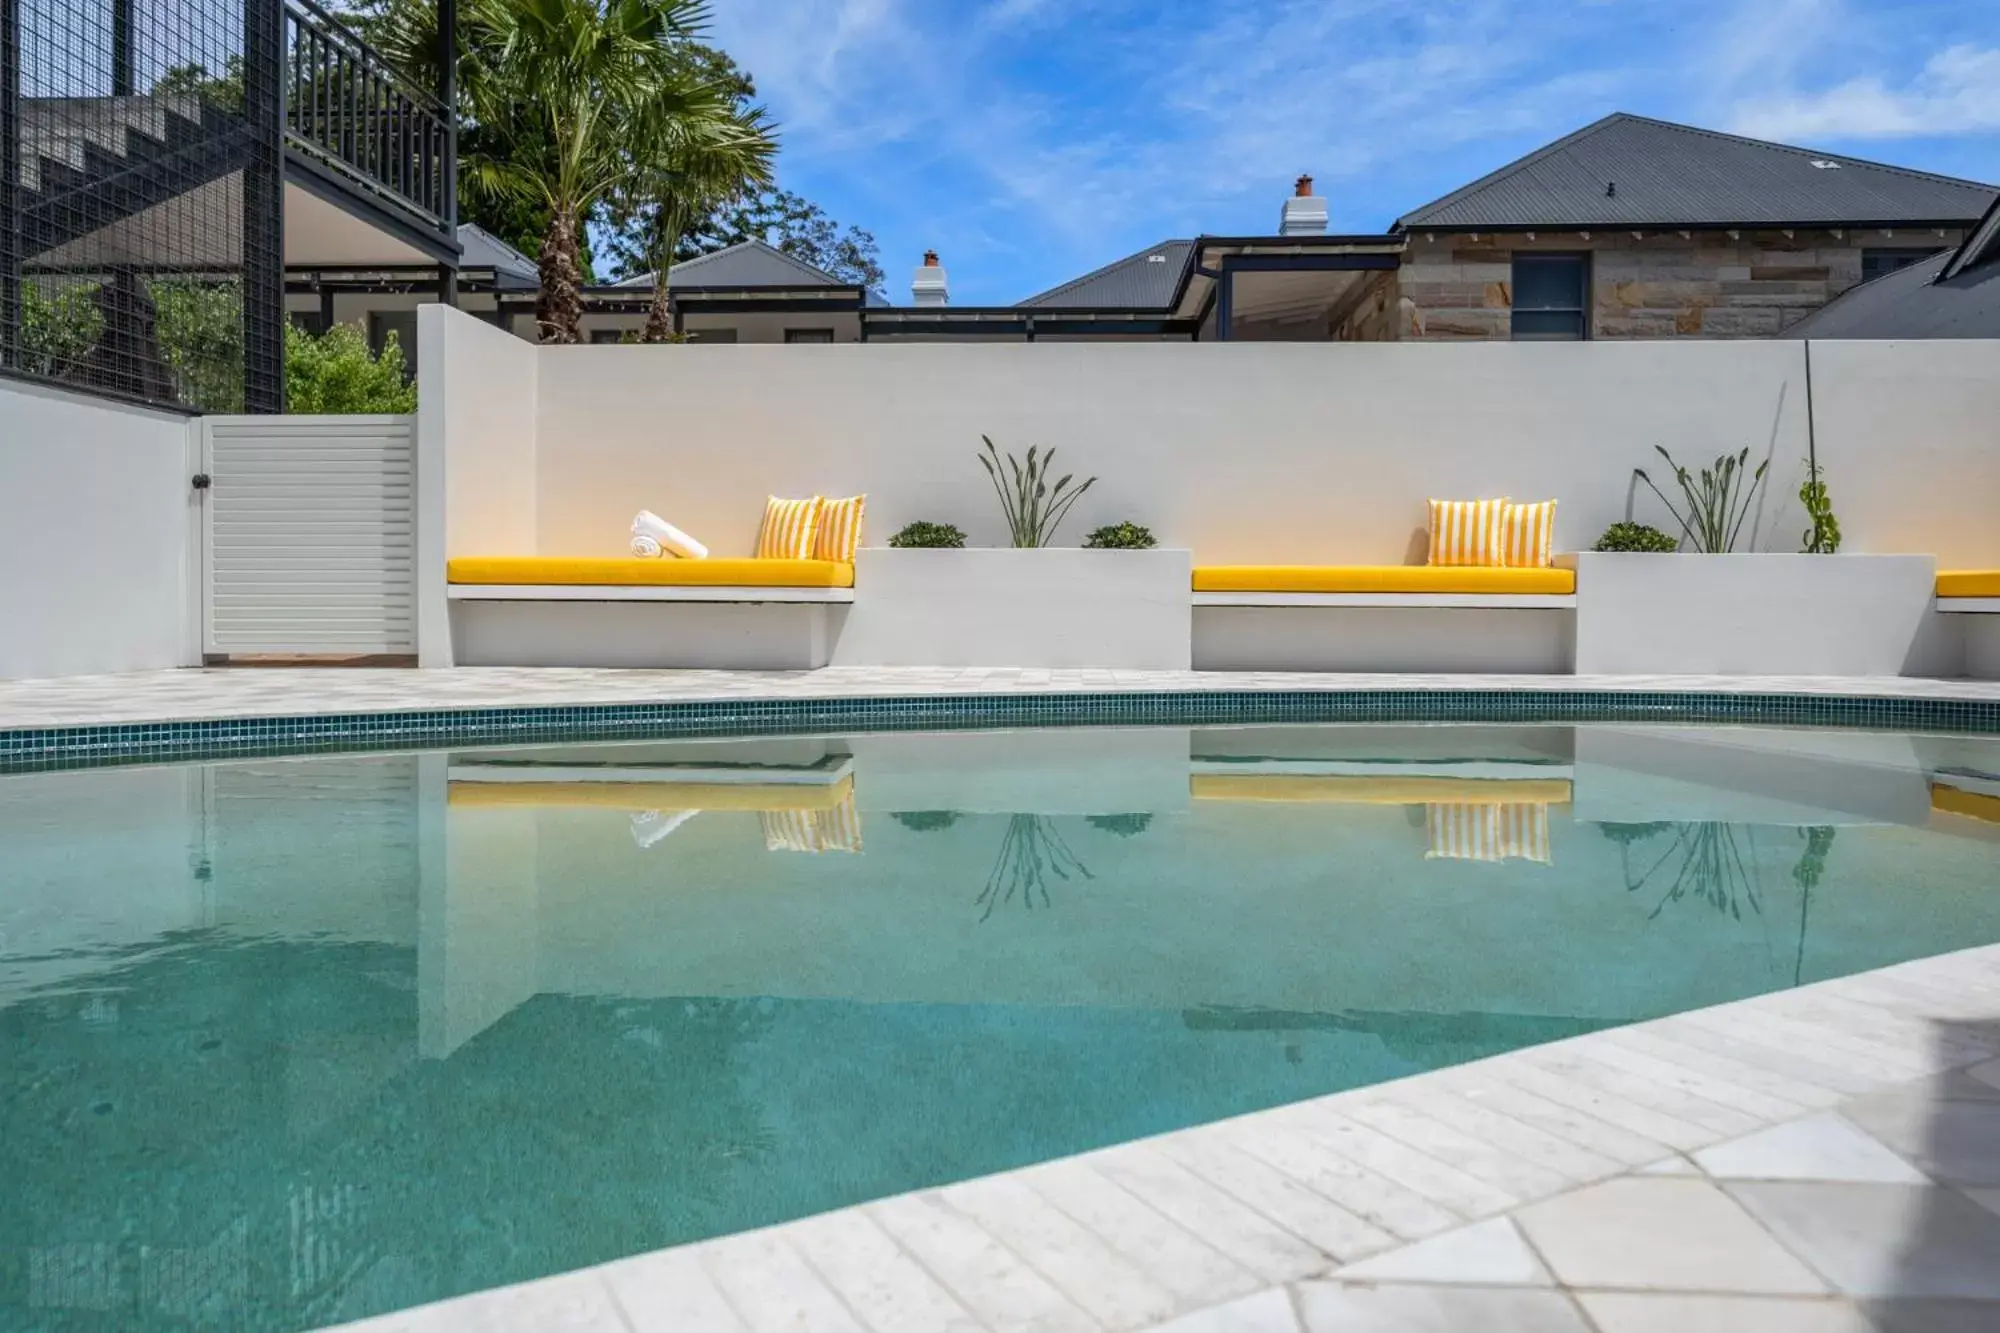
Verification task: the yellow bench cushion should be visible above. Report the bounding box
[448,557,855,588]
[1938,571,2000,598]
[1194,565,1575,595]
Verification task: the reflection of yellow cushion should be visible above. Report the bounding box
[1426,803,1551,863]
[447,557,853,587]
[1193,566,1574,594]
[1502,501,1557,569]
[1190,774,1572,804]
[763,790,864,853]
[448,775,854,812]
[1932,782,2000,825]
[1938,571,2000,598]
[758,495,824,560]
[813,495,867,563]
[1428,498,1509,567]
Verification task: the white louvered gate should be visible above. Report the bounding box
[200,415,417,658]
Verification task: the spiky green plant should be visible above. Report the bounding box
[977,436,1095,547]
[1634,446,1769,553]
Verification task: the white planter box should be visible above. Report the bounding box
[831,547,1193,669]
[1569,552,1947,676]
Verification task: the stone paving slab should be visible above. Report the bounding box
[323,942,2000,1333]
[3,665,2000,730]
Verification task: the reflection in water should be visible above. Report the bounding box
[3,722,1998,1329]
[1603,821,1840,926]
[976,814,1094,921]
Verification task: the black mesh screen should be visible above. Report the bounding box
[2,0,283,411]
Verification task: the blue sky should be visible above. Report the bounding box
[706,0,2000,306]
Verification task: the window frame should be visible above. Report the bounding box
[783,328,837,344]
[1509,252,1591,342]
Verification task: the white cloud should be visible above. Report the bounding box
[1728,44,2000,141]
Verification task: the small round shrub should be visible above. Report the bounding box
[888,521,967,549]
[1083,522,1158,550]
[1593,521,1680,553]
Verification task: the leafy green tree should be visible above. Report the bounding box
[287,322,419,412]
[149,279,246,413]
[18,282,104,378]
[153,57,245,109]
[416,0,751,343]
[679,188,885,292]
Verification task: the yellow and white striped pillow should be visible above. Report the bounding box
[761,791,863,854]
[812,495,866,563]
[1427,498,1510,567]
[1424,803,1551,864]
[756,495,824,560]
[1501,500,1557,569]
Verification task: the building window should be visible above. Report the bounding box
[1510,254,1589,340]
[367,310,420,378]
[685,328,738,344]
[289,310,327,338]
[588,329,629,344]
[1861,248,1945,284]
[784,328,836,344]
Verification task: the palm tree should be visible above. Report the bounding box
[452,0,747,343]
[629,93,776,342]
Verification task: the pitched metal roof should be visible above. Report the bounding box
[611,238,849,289]
[1395,113,1997,231]
[1017,239,1193,308]
[1783,200,2000,339]
[455,223,539,288]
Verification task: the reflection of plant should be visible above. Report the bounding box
[892,810,961,832]
[976,816,1093,921]
[1606,820,1764,920]
[1088,813,1152,837]
[1592,521,1679,553]
[1790,826,1836,985]
[978,436,1095,547]
[1634,446,1769,553]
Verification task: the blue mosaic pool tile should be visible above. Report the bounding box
[2,688,1998,772]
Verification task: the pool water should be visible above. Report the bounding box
[5,721,2000,1329]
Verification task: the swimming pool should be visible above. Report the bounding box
[5,719,1999,1328]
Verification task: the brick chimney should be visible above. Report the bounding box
[911,249,948,306]
[1280,174,1328,236]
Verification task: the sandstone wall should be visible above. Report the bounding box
[1396,229,1962,341]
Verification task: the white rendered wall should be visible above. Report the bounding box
[418,304,541,665]
[1807,340,2000,568]
[0,379,197,679]
[530,340,1834,561]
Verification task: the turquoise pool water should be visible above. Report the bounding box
[4,720,2000,1329]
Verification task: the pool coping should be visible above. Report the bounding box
[319,941,2000,1333]
[6,667,2000,771]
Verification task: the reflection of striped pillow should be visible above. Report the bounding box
[812,495,866,562]
[1502,500,1557,568]
[757,495,824,560]
[1424,803,1551,863]
[1427,498,1509,567]
[761,792,863,853]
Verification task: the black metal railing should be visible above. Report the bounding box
[283,0,452,233]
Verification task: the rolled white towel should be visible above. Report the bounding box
[632,510,708,560]
[631,808,700,849]
[631,533,663,558]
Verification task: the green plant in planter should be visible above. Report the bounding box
[1634,446,1769,552]
[1593,521,1680,553]
[977,436,1095,547]
[1800,458,1842,553]
[1083,522,1157,550]
[888,521,966,548]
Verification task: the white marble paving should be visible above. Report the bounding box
[4,664,2000,730]
[320,942,2000,1333]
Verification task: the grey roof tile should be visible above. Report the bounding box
[611,239,848,289]
[1395,113,1996,230]
[1782,249,2000,339]
[1017,239,1192,308]
[456,223,539,288]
